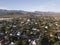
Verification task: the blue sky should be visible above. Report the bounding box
[0,0,60,12]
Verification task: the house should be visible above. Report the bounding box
[0,40,4,45]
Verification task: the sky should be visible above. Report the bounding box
[0,0,60,12]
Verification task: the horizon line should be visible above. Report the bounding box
[0,8,60,13]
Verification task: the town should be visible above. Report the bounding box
[0,15,60,45]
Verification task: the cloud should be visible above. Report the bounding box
[26,4,60,12]
[38,5,60,12]
[0,6,8,9]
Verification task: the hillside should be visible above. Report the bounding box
[0,9,60,16]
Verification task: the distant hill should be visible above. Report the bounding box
[0,9,60,16]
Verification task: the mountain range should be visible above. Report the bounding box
[0,9,60,16]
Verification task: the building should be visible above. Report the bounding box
[0,40,4,45]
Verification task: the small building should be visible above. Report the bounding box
[0,40,4,45]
